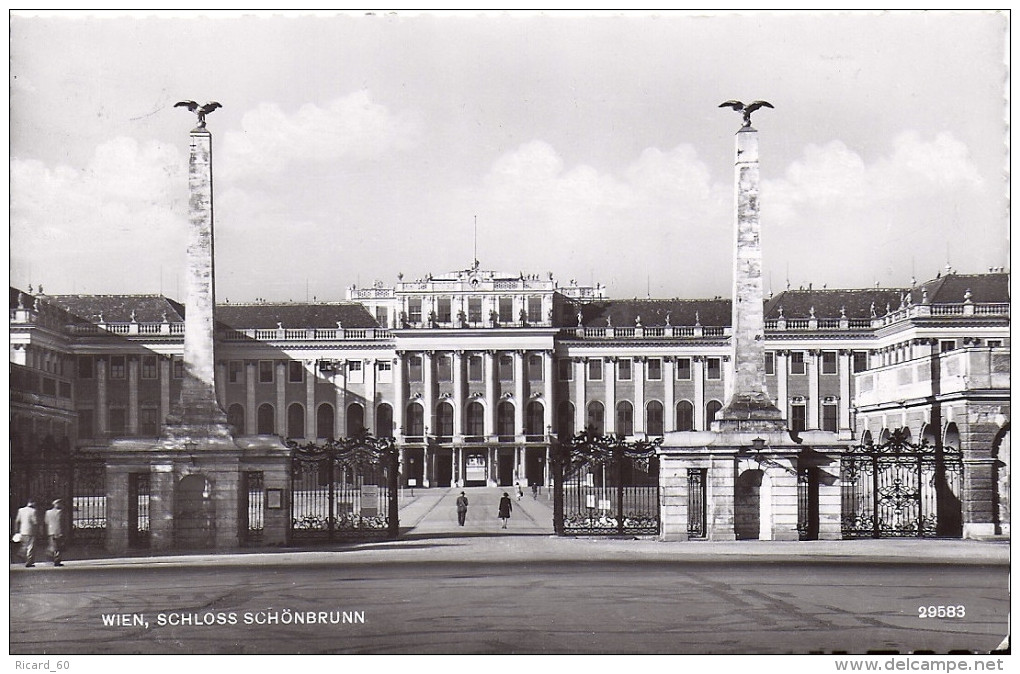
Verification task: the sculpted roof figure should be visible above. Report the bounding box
[718,99,774,128]
[175,100,223,128]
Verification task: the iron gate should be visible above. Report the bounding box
[288,431,399,543]
[10,434,107,548]
[553,429,662,536]
[840,429,963,538]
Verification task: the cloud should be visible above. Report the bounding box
[220,91,421,180]
[10,136,187,292]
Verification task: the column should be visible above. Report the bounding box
[484,351,496,437]
[393,353,405,437]
[335,365,346,437]
[452,351,465,438]
[634,357,646,434]
[305,360,316,438]
[838,350,852,437]
[160,358,171,429]
[422,351,434,434]
[275,361,286,436]
[776,351,789,420]
[807,350,820,430]
[215,360,227,410]
[708,456,736,540]
[663,357,676,432]
[127,357,139,435]
[604,358,617,434]
[245,361,256,434]
[693,357,705,431]
[97,357,108,435]
[574,358,586,431]
[542,351,554,433]
[365,359,376,432]
[514,351,525,437]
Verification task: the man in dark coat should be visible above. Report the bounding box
[498,492,513,529]
[455,492,469,526]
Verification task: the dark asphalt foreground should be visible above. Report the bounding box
[9,487,1011,655]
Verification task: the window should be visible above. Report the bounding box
[676,400,694,431]
[436,402,454,438]
[432,354,450,382]
[78,356,94,379]
[377,360,393,384]
[468,355,483,382]
[528,353,544,381]
[790,404,806,433]
[78,409,94,439]
[110,356,126,379]
[557,401,575,437]
[289,361,304,383]
[616,401,634,436]
[617,358,632,381]
[558,358,573,381]
[790,352,806,375]
[408,355,423,383]
[822,404,838,432]
[316,403,334,439]
[257,404,275,434]
[172,357,184,379]
[587,401,605,435]
[987,340,1003,348]
[437,297,452,323]
[940,340,956,353]
[228,360,243,384]
[706,400,722,426]
[676,357,691,380]
[228,404,245,433]
[466,402,485,436]
[526,401,544,435]
[258,360,274,383]
[528,297,542,323]
[42,378,56,396]
[853,351,869,373]
[376,404,393,438]
[287,403,305,439]
[588,358,603,381]
[764,352,775,376]
[498,297,513,323]
[408,298,422,323]
[821,351,837,375]
[109,408,126,435]
[141,408,159,436]
[499,354,514,382]
[375,306,388,327]
[468,298,482,323]
[707,358,721,380]
[347,360,364,384]
[346,403,365,436]
[647,358,662,381]
[646,401,664,436]
[405,403,424,436]
[141,355,158,380]
[497,402,515,437]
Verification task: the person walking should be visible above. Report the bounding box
[14,499,42,568]
[45,499,66,567]
[515,481,523,501]
[455,491,469,526]
[498,491,513,529]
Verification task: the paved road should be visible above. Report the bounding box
[9,487,1010,655]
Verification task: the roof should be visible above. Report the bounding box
[216,303,378,330]
[44,294,186,324]
[912,272,1009,304]
[575,299,731,327]
[765,288,906,320]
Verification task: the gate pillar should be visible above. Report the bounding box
[149,464,175,551]
[763,458,799,541]
[708,455,737,540]
[658,453,690,541]
[817,457,842,540]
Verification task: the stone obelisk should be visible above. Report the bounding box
[164,121,230,438]
[716,121,784,430]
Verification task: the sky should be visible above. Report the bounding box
[9,10,1010,303]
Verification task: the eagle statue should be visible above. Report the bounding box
[174,100,222,128]
[719,100,773,128]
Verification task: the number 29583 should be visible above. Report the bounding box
[918,605,965,618]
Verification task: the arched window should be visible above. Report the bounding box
[526,401,544,436]
[676,400,694,431]
[879,428,892,444]
[587,401,605,435]
[225,405,242,430]
[287,403,305,439]
[497,401,515,437]
[406,402,424,436]
[436,401,454,438]
[862,429,874,446]
[376,403,393,438]
[256,403,275,435]
[346,403,365,436]
[616,401,634,436]
[706,400,723,426]
[557,401,575,438]
[646,400,664,436]
[316,403,334,439]
[944,422,960,451]
[466,401,484,436]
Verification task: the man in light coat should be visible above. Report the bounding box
[45,499,66,567]
[14,499,42,568]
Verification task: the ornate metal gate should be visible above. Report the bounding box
[840,429,963,538]
[288,431,399,543]
[553,429,662,536]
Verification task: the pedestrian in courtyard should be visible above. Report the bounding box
[498,492,513,529]
[531,483,539,499]
[455,491,469,526]
[13,499,42,568]
[45,499,66,566]
[515,481,523,501]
